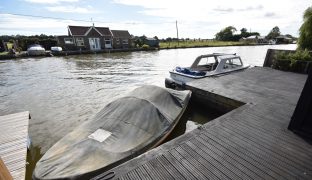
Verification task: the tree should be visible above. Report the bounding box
[215,26,237,41]
[240,28,248,37]
[266,26,281,39]
[298,6,312,50]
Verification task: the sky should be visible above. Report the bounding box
[0,0,310,38]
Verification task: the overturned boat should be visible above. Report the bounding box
[33,85,191,179]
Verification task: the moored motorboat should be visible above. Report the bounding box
[165,53,249,89]
[33,85,191,180]
[27,44,46,56]
[51,46,63,52]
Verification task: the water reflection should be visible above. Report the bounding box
[164,100,223,142]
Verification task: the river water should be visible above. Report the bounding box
[0,44,295,178]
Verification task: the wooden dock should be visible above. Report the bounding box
[0,111,30,180]
[93,67,312,180]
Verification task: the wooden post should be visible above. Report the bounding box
[176,20,179,46]
[263,49,274,67]
[0,158,13,180]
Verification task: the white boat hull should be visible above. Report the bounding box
[166,65,249,89]
[27,46,46,56]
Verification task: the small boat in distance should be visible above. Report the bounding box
[27,44,46,56]
[33,85,191,180]
[50,46,63,52]
[165,53,249,88]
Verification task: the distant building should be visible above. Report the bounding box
[111,30,132,49]
[275,35,293,44]
[240,35,267,44]
[56,25,132,51]
[145,37,159,47]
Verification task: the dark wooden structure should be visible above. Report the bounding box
[289,69,312,139]
[111,30,132,49]
[92,67,312,180]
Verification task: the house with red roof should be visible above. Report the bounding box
[56,25,132,51]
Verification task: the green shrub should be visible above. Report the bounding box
[272,59,291,71]
[273,50,312,73]
[289,49,312,61]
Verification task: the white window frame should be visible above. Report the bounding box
[122,39,128,44]
[76,37,84,46]
[64,38,74,44]
[104,38,111,45]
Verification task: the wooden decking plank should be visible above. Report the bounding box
[156,155,185,180]
[191,137,252,180]
[218,124,311,179]
[127,170,141,180]
[203,129,296,180]
[197,134,270,179]
[224,119,312,169]
[119,174,130,180]
[148,158,173,180]
[135,166,152,180]
[231,111,312,151]
[233,120,312,156]
[163,152,197,180]
[185,141,240,180]
[142,160,169,180]
[175,145,219,179]
[234,106,290,127]
[0,111,29,180]
[180,143,228,180]
[169,148,207,179]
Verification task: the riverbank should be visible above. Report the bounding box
[0,48,160,60]
[159,40,247,49]
[0,41,289,60]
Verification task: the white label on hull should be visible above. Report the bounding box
[88,129,112,142]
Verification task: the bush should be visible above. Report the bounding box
[273,50,312,73]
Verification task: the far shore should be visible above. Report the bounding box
[0,42,292,60]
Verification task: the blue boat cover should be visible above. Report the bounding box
[176,67,206,76]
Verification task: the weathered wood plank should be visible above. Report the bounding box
[0,111,30,180]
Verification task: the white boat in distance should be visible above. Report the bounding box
[27,44,46,56]
[165,53,250,88]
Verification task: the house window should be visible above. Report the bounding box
[64,38,73,44]
[116,39,120,44]
[105,38,111,45]
[76,38,84,46]
[122,39,128,44]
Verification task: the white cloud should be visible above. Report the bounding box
[0,14,88,35]
[24,0,80,4]
[1,0,310,38]
[45,5,96,14]
[113,0,310,37]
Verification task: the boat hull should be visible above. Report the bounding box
[166,65,250,89]
[27,46,46,56]
[33,85,191,180]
